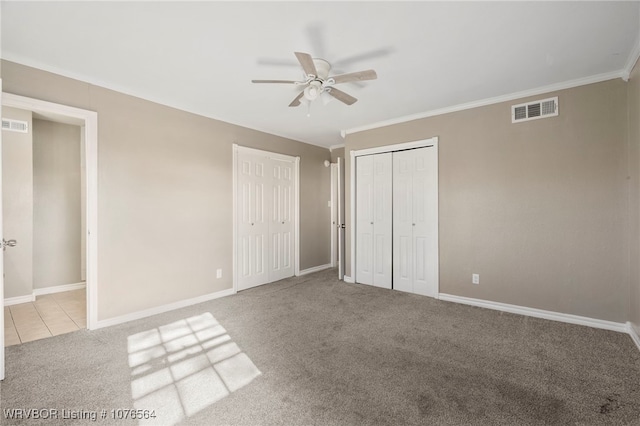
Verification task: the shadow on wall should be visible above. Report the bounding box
[127,313,261,425]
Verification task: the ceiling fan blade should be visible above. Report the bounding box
[327,87,357,105]
[252,79,299,84]
[294,52,318,77]
[288,91,305,107]
[331,70,377,85]
[333,47,394,67]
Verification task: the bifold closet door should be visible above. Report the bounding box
[237,152,270,290]
[269,159,294,282]
[356,153,392,288]
[393,147,438,297]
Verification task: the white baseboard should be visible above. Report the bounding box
[33,282,86,296]
[298,263,332,276]
[628,322,640,351]
[94,287,236,330]
[5,283,87,306]
[4,294,36,307]
[438,293,628,333]
[343,275,354,283]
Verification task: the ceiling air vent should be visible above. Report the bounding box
[2,118,29,133]
[511,97,558,123]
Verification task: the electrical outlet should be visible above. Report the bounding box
[472,274,479,285]
[216,269,222,279]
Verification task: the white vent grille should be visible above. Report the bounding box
[511,97,558,123]
[2,118,29,133]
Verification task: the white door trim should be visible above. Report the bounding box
[232,144,300,293]
[2,92,99,331]
[337,156,345,280]
[349,137,439,289]
[0,79,4,381]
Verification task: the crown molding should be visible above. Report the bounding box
[342,70,627,137]
[329,143,345,151]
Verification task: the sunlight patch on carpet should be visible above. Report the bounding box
[127,313,261,425]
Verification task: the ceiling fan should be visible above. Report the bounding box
[252,51,377,108]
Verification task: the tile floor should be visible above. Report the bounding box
[4,289,86,346]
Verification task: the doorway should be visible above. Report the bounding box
[4,112,86,345]
[329,157,346,280]
[0,93,98,380]
[330,162,338,267]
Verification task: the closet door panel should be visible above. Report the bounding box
[412,147,438,297]
[357,144,437,296]
[424,147,439,297]
[393,150,414,293]
[356,155,374,285]
[237,153,270,290]
[372,153,392,289]
[270,159,294,282]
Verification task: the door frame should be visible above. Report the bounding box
[349,137,439,293]
[337,156,345,280]
[330,162,338,267]
[1,80,4,380]
[232,144,300,292]
[2,93,99,336]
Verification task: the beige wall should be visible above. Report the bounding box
[330,147,345,163]
[629,59,640,334]
[2,107,33,299]
[345,79,629,323]
[32,119,82,289]
[2,60,331,320]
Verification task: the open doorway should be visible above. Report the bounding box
[3,110,86,345]
[329,155,346,280]
[0,93,98,379]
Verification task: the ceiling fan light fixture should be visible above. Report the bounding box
[303,83,321,101]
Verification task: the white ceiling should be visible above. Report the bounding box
[2,1,639,148]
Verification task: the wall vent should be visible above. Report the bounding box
[511,97,558,123]
[2,118,29,133]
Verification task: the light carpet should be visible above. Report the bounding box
[2,268,640,425]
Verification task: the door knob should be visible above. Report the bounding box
[2,239,17,251]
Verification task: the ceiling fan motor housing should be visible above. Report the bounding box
[312,58,331,80]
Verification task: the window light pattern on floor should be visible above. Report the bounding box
[127,312,261,425]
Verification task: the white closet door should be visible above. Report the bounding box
[393,150,414,293]
[269,159,294,282]
[393,147,438,297]
[356,155,374,285]
[356,153,392,288]
[372,153,392,289]
[237,153,270,290]
[413,147,438,297]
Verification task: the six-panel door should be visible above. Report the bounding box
[237,151,295,290]
[356,146,437,296]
